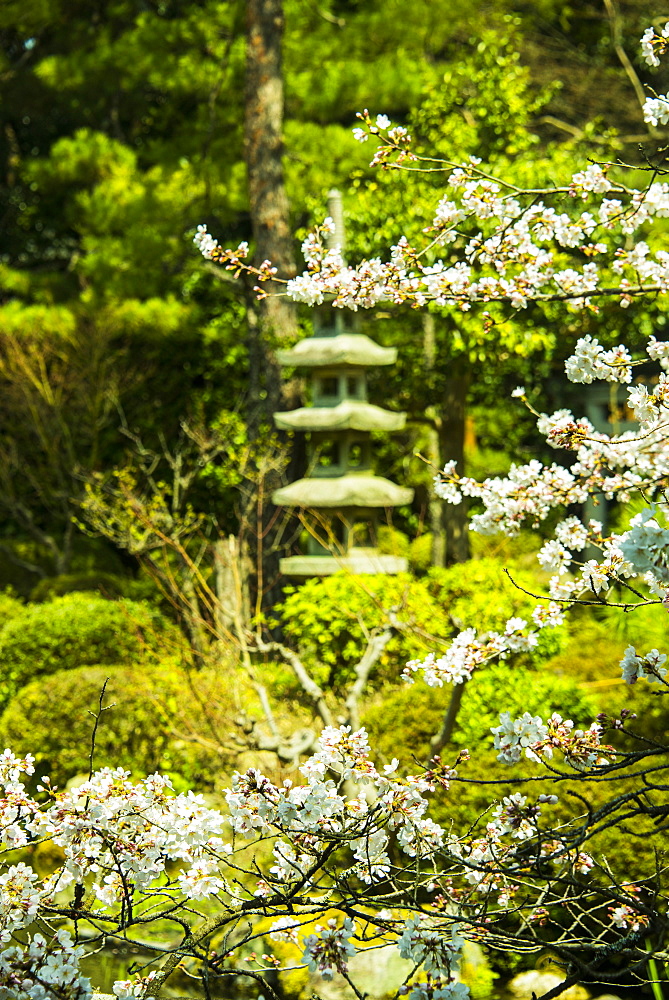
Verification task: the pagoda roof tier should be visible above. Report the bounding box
[277,334,396,368]
[280,551,409,577]
[274,400,406,432]
[273,475,413,508]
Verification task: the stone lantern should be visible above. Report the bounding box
[272,191,413,577]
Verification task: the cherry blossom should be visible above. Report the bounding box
[7,19,669,1000]
[302,917,356,980]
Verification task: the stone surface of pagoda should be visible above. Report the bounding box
[272,193,413,577]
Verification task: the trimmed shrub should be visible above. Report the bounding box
[0,588,24,622]
[29,572,159,604]
[0,592,179,709]
[0,665,178,785]
[0,661,241,789]
[274,573,451,691]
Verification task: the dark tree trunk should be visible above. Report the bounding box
[244,0,297,433]
[243,0,298,615]
[441,371,470,564]
[422,315,470,566]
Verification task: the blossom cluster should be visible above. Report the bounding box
[0,930,91,1000]
[6,19,669,1000]
[226,725,446,886]
[619,646,668,684]
[302,917,356,980]
[35,767,228,905]
[197,157,669,316]
[0,730,467,998]
[397,917,464,979]
[491,712,613,769]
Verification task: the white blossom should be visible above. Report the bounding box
[620,646,668,684]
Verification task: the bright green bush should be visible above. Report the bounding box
[0,592,178,709]
[451,662,595,751]
[0,665,175,785]
[364,663,595,833]
[408,533,433,572]
[29,572,159,604]
[274,573,452,691]
[0,588,24,622]
[274,559,568,696]
[0,661,240,789]
[363,664,593,765]
[376,525,410,558]
[426,558,567,663]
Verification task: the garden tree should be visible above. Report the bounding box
[244,0,297,427]
[0,0,251,577]
[0,0,463,580]
[1,0,661,586]
[79,456,440,761]
[336,0,669,566]
[241,0,304,614]
[0,304,125,578]
[6,19,669,1000]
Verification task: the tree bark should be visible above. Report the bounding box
[423,315,447,567]
[244,0,297,432]
[243,0,298,614]
[430,680,466,755]
[422,315,470,566]
[441,371,470,564]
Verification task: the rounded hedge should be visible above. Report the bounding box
[0,592,178,709]
[274,572,452,691]
[29,572,159,604]
[0,662,238,789]
[0,665,177,785]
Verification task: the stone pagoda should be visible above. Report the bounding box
[272,191,413,577]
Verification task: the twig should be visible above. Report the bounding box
[87,678,113,783]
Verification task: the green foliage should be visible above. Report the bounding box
[0,658,250,789]
[0,0,658,584]
[363,663,592,765]
[0,588,24,622]
[376,525,410,559]
[460,943,499,999]
[425,558,567,663]
[408,533,433,573]
[29,572,157,603]
[275,558,568,697]
[275,572,451,690]
[0,592,178,710]
[0,664,170,787]
[452,663,595,752]
[0,665,176,786]
[362,680,448,766]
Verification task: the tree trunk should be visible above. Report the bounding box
[243,0,298,615]
[423,315,446,567]
[422,315,469,566]
[426,419,447,567]
[441,372,470,564]
[244,0,297,432]
[430,680,467,755]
